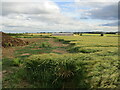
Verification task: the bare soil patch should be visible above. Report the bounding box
[21,53,31,56]
[20,38,45,44]
[52,49,68,54]
[47,38,68,47]
[2,47,15,58]
[2,32,28,48]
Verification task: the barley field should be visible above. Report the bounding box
[2,33,120,88]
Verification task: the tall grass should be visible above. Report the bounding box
[24,53,90,88]
[23,53,119,88]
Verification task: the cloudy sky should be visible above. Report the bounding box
[1,0,119,33]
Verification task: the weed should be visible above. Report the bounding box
[67,47,80,53]
[12,58,22,66]
[39,42,51,48]
[79,49,101,53]
[24,54,90,88]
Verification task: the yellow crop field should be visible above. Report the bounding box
[53,35,118,51]
[27,33,52,36]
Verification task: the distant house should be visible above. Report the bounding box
[52,33,73,36]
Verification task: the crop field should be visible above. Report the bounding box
[2,33,120,88]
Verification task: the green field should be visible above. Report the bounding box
[53,35,118,53]
[51,34,119,88]
[2,33,120,88]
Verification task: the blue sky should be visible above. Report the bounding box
[1,0,119,33]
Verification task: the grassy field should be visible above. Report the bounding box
[52,35,118,53]
[2,34,71,88]
[2,33,120,88]
[51,34,119,88]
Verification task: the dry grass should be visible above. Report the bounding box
[2,47,15,58]
[52,49,68,54]
[47,38,68,47]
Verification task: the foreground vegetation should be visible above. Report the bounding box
[24,53,119,88]
[2,33,120,88]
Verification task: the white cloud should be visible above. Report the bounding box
[1,0,118,32]
[2,1,60,16]
[92,25,118,32]
[2,0,48,2]
[75,0,119,2]
[87,3,118,20]
[2,0,93,32]
[2,13,91,32]
[101,21,118,26]
[74,0,118,20]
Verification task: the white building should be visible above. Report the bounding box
[52,33,73,36]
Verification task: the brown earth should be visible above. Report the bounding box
[2,38,69,58]
[47,38,68,54]
[1,32,29,48]
[52,49,68,54]
[47,38,68,47]
[2,47,15,58]
[2,36,69,88]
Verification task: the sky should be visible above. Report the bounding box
[0,0,119,33]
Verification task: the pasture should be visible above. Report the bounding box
[2,33,120,88]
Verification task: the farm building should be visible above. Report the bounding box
[52,33,73,36]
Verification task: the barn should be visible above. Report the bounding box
[52,33,73,36]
